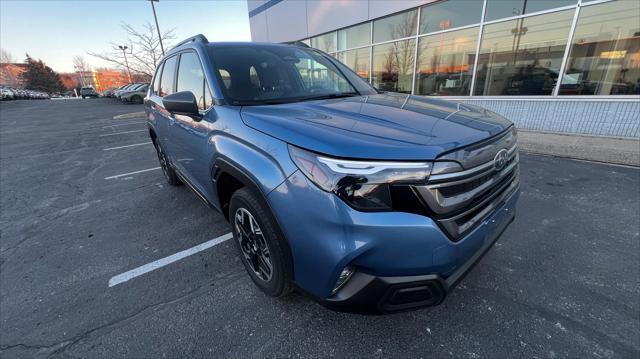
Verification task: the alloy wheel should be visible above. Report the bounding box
[234,207,273,282]
[156,145,170,179]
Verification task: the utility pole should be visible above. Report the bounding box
[118,45,133,83]
[149,0,165,56]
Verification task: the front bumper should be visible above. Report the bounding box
[322,205,515,314]
[267,170,519,313]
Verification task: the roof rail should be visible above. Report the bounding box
[290,41,310,48]
[171,34,209,50]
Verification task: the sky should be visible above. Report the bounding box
[0,0,251,73]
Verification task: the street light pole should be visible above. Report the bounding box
[118,45,132,83]
[149,0,165,56]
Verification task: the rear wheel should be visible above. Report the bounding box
[131,95,143,104]
[153,140,181,186]
[230,188,293,297]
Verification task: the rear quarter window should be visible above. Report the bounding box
[159,56,177,97]
[152,62,164,95]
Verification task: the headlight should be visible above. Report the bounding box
[288,145,431,211]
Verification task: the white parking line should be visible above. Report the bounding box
[99,129,147,137]
[108,232,234,287]
[104,167,160,180]
[101,122,145,128]
[103,142,152,151]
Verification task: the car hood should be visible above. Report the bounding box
[240,93,512,160]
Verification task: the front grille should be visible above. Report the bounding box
[413,129,520,240]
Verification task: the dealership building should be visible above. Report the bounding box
[247,0,639,150]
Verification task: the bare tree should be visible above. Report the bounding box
[72,55,91,73]
[88,22,175,77]
[1,48,15,63]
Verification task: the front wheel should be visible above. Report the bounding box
[230,188,293,297]
[130,95,143,104]
[153,140,181,186]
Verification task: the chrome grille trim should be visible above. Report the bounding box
[428,144,517,182]
[414,131,520,241]
[438,171,519,237]
[437,127,518,170]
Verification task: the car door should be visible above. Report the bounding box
[169,50,216,195]
[148,56,179,153]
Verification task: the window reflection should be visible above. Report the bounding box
[311,32,336,53]
[373,10,418,43]
[337,48,370,80]
[473,10,574,95]
[420,0,483,34]
[415,27,479,96]
[177,52,211,110]
[338,23,370,51]
[486,0,576,21]
[372,39,416,93]
[159,56,177,97]
[560,0,640,95]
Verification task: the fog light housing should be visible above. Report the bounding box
[331,266,355,295]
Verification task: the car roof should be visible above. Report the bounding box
[207,41,302,49]
[168,40,307,57]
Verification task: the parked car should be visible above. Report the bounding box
[80,87,98,99]
[112,84,138,99]
[1,87,15,100]
[0,87,49,100]
[120,83,149,104]
[146,36,520,313]
[116,83,144,101]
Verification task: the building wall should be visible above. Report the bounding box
[0,63,27,88]
[248,0,640,139]
[249,0,431,42]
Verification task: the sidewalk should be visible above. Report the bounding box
[518,130,640,167]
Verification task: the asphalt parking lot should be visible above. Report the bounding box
[1,98,639,358]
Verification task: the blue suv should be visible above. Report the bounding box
[145,35,520,313]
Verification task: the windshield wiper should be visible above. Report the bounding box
[297,92,359,102]
[232,92,360,106]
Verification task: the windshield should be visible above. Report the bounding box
[209,45,367,105]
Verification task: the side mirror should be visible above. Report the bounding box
[163,91,201,119]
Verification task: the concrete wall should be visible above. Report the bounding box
[458,99,640,139]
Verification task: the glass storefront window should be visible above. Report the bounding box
[337,48,370,80]
[486,0,576,21]
[414,27,479,96]
[311,32,336,53]
[419,0,483,34]
[373,10,418,43]
[371,39,416,93]
[338,23,370,51]
[559,0,640,95]
[473,9,574,95]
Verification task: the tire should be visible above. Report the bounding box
[153,139,181,186]
[131,95,143,104]
[229,188,293,297]
[82,96,85,99]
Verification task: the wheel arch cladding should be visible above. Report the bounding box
[214,158,296,280]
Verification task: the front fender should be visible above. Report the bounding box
[207,108,298,207]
